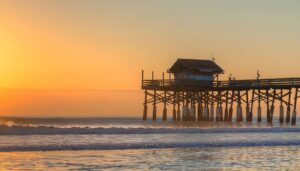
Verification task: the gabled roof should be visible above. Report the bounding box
[168,58,224,74]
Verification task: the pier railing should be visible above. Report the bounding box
[142,77,300,90]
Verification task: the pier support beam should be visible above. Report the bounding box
[266,89,270,123]
[210,106,214,122]
[219,105,224,122]
[172,108,176,121]
[173,91,176,121]
[280,106,284,124]
[177,92,181,121]
[269,89,276,123]
[286,89,292,124]
[209,91,214,121]
[216,91,221,122]
[191,93,196,121]
[245,90,250,122]
[182,92,186,121]
[152,90,157,121]
[236,90,243,122]
[229,90,234,122]
[206,91,210,121]
[163,91,167,121]
[143,90,148,120]
[257,89,262,123]
[291,88,298,125]
[248,89,255,122]
[198,92,204,121]
[224,90,229,121]
[257,107,262,123]
[279,89,284,124]
[204,91,209,121]
[185,95,191,121]
[182,92,191,121]
[190,105,196,121]
[215,106,220,122]
[152,106,157,121]
[218,91,224,121]
[177,109,181,121]
[204,106,209,121]
[236,106,242,122]
[182,106,186,121]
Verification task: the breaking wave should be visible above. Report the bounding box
[1,124,300,135]
[1,139,300,152]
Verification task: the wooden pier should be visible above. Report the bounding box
[141,59,300,125]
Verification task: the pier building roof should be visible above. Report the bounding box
[168,59,224,75]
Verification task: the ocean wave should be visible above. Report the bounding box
[1,124,300,135]
[1,140,300,152]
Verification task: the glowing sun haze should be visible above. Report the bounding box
[1,0,300,117]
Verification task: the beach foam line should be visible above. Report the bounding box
[1,125,300,135]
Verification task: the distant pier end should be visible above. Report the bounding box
[141,58,300,125]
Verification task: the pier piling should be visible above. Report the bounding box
[236,90,243,122]
[286,89,292,123]
[173,91,176,121]
[246,90,250,122]
[177,92,181,121]
[279,89,284,124]
[266,89,270,123]
[224,90,229,121]
[198,92,203,121]
[270,89,276,123]
[292,88,298,125]
[229,90,234,122]
[152,89,157,121]
[258,89,262,122]
[249,89,255,122]
[162,91,167,121]
[143,90,148,120]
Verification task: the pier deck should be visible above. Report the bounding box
[142,78,300,91]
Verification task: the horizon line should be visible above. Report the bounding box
[0,87,141,92]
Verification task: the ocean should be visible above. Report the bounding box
[1,117,300,170]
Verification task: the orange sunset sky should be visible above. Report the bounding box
[1,0,300,117]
